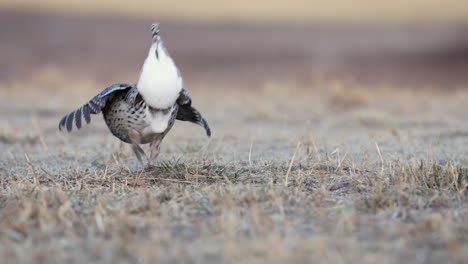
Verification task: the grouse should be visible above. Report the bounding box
[59,23,211,164]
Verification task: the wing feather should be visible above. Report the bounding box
[75,108,82,129]
[176,89,211,137]
[176,89,192,106]
[59,84,135,132]
[87,100,99,113]
[82,104,91,124]
[65,112,74,132]
[59,114,67,129]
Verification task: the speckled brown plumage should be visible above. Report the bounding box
[59,23,210,165]
[59,85,210,164]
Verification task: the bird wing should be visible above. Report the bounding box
[176,89,211,137]
[59,84,135,132]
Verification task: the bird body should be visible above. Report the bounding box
[59,23,211,164]
[136,34,181,136]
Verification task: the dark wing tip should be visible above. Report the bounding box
[201,117,211,137]
[65,112,74,132]
[75,108,82,129]
[59,115,67,131]
[176,104,212,137]
[59,108,85,132]
[82,105,91,124]
[59,112,74,132]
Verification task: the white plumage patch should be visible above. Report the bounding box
[142,106,174,134]
[137,42,182,109]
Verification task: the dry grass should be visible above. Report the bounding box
[0,73,467,263]
[0,160,466,263]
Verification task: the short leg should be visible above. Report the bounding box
[149,137,163,165]
[129,129,148,165]
[131,144,146,165]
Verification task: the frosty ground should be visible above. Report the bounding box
[0,72,466,263]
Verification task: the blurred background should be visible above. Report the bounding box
[0,0,467,88]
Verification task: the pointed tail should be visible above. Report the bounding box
[151,23,160,42]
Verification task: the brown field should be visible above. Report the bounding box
[0,10,467,264]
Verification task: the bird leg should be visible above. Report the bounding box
[149,137,163,165]
[131,145,147,165]
[129,129,148,165]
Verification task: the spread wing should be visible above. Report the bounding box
[59,84,135,132]
[176,89,211,137]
